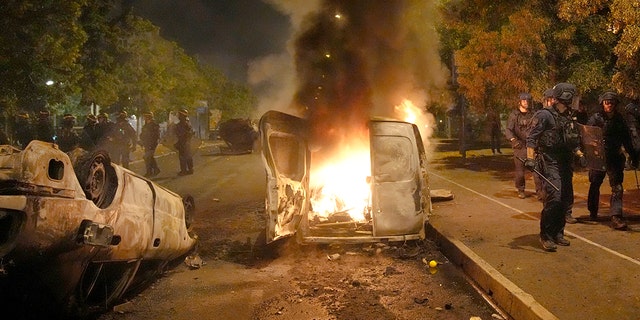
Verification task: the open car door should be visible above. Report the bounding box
[369,120,429,237]
[259,111,310,243]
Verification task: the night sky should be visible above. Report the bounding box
[132,0,291,83]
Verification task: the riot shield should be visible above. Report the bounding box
[578,124,606,171]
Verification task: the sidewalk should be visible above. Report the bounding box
[426,141,640,319]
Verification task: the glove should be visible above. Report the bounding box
[524,158,536,171]
[575,149,587,167]
[511,139,523,149]
[578,155,587,167]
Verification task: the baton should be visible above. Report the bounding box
[635,168,639,190]
[516,156,560,191]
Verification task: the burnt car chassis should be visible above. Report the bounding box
[0,141,197,317]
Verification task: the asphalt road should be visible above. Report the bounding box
[95,141,501,320]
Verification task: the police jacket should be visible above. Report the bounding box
[527,106,579,155]
[587,111,635,161]
[139,121,160,149]
[505,108,534,147]
[111,120,136,147]
[57,127,79,152]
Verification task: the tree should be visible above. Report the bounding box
[0,0,87,114]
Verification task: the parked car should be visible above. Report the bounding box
[259,110,431,244]
[0,141,197,317]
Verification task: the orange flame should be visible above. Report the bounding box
[309,98,430,223]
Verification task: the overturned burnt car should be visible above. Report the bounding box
[259,110,431,244]
[0,141,197,317]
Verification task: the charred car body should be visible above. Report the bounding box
[259,110,431,244]
[0,141,197,317]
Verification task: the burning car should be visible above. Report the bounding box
[0,141,197,317]
[259,110,431,244]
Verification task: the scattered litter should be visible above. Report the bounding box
[184,254,205,269]
[327,253,341,261]
[491,313,505,319]
[413,297,428,305]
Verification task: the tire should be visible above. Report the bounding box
[77,150,117,208]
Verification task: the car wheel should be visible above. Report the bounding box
[81,151,117,208]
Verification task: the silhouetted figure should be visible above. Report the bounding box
[56,114,79,152]
[175,109,194,175]
[140,111,161,177]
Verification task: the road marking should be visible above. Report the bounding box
[429,171,640,266]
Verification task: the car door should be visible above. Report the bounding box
[259,111,310,243]
[369,120,429,237]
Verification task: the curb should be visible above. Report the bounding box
[425,223,558,320]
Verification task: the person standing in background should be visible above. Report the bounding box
[140,111,161,177]
[586,91,638,230]
[35,110,54,143]
[56,114,79,152]
[175,109,194,175]
[110,111,137,168]
[505,92,542,199]
[487,110,502,155]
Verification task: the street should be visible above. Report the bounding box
[96,138,640,319]
[96,141,500,320]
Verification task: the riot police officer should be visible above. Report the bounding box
[175,109,194,175]
[139,111,161,177]
[56,114,79,152]
[35,110,54,143]
[110,111,137,168]
[586,92,637,230]
[525,83,584,251]
[505,92,542,199]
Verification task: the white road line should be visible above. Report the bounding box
[430,171,640,266]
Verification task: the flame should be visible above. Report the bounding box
[309,139,371,222]
[308,98,428,223]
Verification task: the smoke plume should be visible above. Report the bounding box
[254,0,447,155]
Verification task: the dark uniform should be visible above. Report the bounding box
[110,111,137,169]
[505,93,542,199]
[35,110,55,143]
[95,113,114,153]
[487,111,502,154]
[586,92,637,230]
[14,112,33,149]
[80,114,99,151]
[56,114,79,152]
[139,112,161,177]
[526,83,584,251]
[175,109,194,175]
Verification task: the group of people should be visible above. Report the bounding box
[502,83,639,252]
[9,108,195,178]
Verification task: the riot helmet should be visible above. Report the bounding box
[552,83,576,105]
[598,91,618,106]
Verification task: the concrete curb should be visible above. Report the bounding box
[425,223,558,320]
